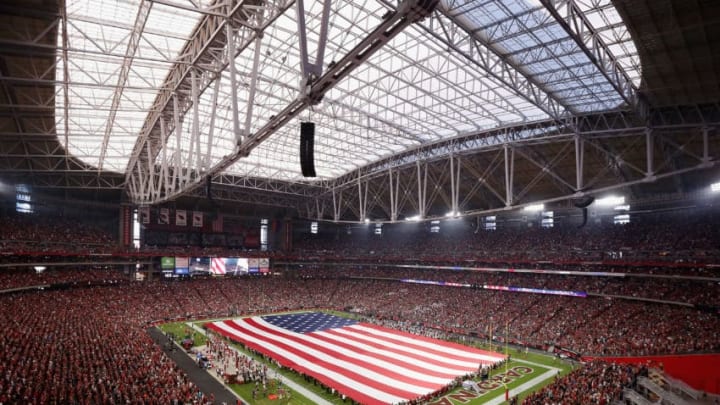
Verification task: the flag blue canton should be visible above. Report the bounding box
[261,312,358,334]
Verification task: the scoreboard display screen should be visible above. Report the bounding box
[248,258,259,273]
[174,257,189,275]
[190,257,210,274]
[161,256,175,269]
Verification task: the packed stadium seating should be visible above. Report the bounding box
[0,270,718,402]
[0,214,116,253]
[1,208,719,403]
[523,361,647,404]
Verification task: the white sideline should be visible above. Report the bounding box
[482,359,562,405]
[186,322,335,405]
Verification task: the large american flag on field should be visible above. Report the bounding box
[206,312,505,405]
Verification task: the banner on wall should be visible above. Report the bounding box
[212,214,223,232]
[159,208,169,225]
[192,211,203,227]
[139,206,150,224]
[176,210,187,226]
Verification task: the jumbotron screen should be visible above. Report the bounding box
[160,256,175,269]
[169,257,268,276]
[174,257,189,275]
[190,257,210,273]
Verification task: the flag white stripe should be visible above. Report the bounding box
[239,318,434,394]
[212,320,406,404]
[254,317,453,386]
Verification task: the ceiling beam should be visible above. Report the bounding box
[540,0,646,119]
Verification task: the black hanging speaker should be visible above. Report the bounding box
[300,122,316,177]
[573,195,595,209]
[205,176,212,199]
[578,207,588,229]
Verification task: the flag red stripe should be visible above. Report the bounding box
[206,321,402,405]
[317,327,468,379]
[244,317,441,391]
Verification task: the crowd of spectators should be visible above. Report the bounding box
[0,214,116,253]
[0,287,204,404]
[0,267,126,291]
[523,361,647,404]
[3,208,720,266]
[290,265,720,306]
[0,273,716,403]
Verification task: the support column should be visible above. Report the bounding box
[204,76,221,171]
[226,22,241,145]
[504,145,514,207]
[645,127,654,178]
[450,154,460,215]
[357,177,367,222]
[417,161,427,219]
[575,134,584,192]
[389,168,399,222]
[189,69,200,174]
[243,16,263,139]
[172,94,182,189]
[284,220,293,252]
[332,188,341,222]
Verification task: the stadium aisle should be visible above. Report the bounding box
[148,327,240,404]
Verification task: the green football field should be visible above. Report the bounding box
[159,312,575,404]
[424,350,574,404]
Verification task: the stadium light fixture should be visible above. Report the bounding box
[596,196,625,206]
[445,211,458,218]
[711,182,720,193]
[364,218,370,224]
[406,215,421,222]
[614,204,630,211]
[523,203,544,212]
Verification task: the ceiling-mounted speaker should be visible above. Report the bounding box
[300,122,316,177]
[574,195,595,209]
[578,207,588,229]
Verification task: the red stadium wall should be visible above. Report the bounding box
[583,353,720,394]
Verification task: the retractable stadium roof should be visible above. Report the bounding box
[58,0,640,186]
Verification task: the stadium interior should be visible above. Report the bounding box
[1,0,720,403]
